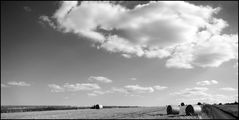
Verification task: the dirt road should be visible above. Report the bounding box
[203,105,237,119]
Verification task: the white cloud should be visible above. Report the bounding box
[122,54,132,58]
[171,87,209,97]
[175,94,237,104]
[196,80,218,86]
[88,76,112,83]
[153,85,168,90]
[130,78,137,81]
[171,87,236,104]
[48,84,65,92]
[87,93,98,96]
[87,90,112,96]
[87,84,168,96]
[111,87,129,94]
[7,81,31,87]
[39,15,57,29]
[1,83,8,88]
[48,83,100,92]
[63,83,101,91]
[220,87,237,91]
[88,85,154,96]
[124,84,154,93]
[44,1,238,69]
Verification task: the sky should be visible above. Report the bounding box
[1,1,238,106]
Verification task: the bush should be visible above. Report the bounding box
[197,102,202,105]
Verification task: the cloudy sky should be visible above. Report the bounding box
[1,1,238,106]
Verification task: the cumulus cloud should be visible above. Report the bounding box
[196,80,218,86]
[64,83,101,91]
[88,76,112,83]
[87,90,112,96]
[48,83,100,92]
[39,15,57,29]
[87,84,168,96]
[48,84,65,92]
[153,85,168,90]
[220,87,237,91]
[171,87,208,96]
[41,1,238,69]
[171,87,237,104]
[122,54,132,58]
[7,81,31,87]
[124,84,154,93]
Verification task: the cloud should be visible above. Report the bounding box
[23,6,32,12]
[87,90,112,96]
[7,81,31,87]
[39,15,57,29]
[87,84,168,96]
[88,76,112,83]
[171,87,237,104]
[48,83,100,92]
[171,87,208,96]
[48,84,65,92]
[220,87,237,91]
[153,85,168,90]
[87,93,98,96]
[196,80,218,86]
[130,78,137,81]
[122,54,132,58]
[88,85,155,96]
[1,83,8,88]
[111,87,129,94]
[43,1,238,69]
[64,83,101,91]
[124,84,154,93]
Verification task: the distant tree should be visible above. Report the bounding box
[234,101,238,104]
[219,103,222,105]
[181,102,185,106]
[197,102,202,105]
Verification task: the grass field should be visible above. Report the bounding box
[1,105,139,113]
[215,104,238,117]
[2,105,237,119]
[1,107,200,119]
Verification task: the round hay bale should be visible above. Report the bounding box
[185,105,202,115]
[167,105,180,114]
[95,104,103,109]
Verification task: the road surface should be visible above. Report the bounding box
[203,105,237,119]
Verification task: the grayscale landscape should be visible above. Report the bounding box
[1,1,238,119]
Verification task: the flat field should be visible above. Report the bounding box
[1,107,200,119]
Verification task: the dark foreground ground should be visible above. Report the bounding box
[1,105,238,119]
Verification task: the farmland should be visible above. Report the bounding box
[1,105,237,119]
[1,106,200,119]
